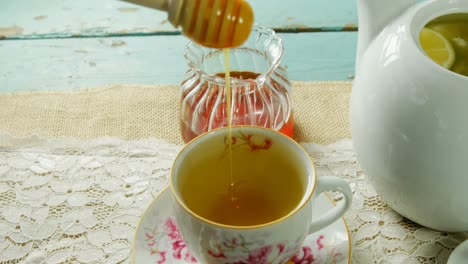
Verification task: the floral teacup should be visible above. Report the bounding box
[170,126,352,263]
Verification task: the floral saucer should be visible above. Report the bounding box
[132,188,351,264]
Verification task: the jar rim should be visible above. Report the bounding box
[183,24,284,85]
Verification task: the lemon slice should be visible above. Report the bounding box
[419,27,456,69]
[429,22,468,77]
[428,21,468,42]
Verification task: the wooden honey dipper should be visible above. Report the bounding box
[122,0,254,48]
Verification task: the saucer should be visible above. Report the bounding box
[132,188,351,263]
[448,240,468,264]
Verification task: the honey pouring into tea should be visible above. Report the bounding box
[223,48,235,201]
[121,0,296,221]
[180,28,295,207]
[179,43,298,227]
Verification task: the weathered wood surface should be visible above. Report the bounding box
[0,0,361,92]
[0,0,358,39]
[0,32,357,92]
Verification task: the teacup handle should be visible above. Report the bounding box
[308,176,352,234]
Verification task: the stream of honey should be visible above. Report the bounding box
[223,48,236,201]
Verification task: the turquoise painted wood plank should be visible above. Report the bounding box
[0,0,357,39]
[0,32,356,92]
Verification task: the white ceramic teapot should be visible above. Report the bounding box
[351,0,468,232]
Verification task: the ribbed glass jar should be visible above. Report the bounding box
[179,25,293,143]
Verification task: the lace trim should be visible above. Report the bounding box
[302,141,467,263]
[0,133,465,263]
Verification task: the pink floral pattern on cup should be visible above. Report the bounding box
[224,131,273,153]
[206,235,301,264]
[144,218,197,263]
[143,217,343,264]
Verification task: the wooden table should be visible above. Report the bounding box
[0,0,358,92]
[3,2,467,264]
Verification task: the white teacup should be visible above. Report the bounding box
[170,126,352,263]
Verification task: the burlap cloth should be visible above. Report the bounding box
[0,81,351,144]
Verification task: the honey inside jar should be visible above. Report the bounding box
[180,26,293,143]
[180,70,294,143]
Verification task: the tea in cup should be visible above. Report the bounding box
[170,126,352,263]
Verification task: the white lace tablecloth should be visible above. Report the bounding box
[0,134,466,263]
